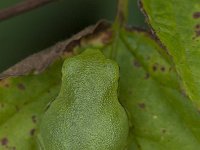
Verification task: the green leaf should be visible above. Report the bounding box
[102,28,200,149]
[140,0,200,107]
[0,59,63,149]
[1,20,200,150]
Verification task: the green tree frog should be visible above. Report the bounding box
[38,49,129,150]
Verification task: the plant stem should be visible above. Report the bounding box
[110,0,129,59]
[115,0,129,26]
[0,0,56,22]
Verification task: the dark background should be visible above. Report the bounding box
[0,0,146,72]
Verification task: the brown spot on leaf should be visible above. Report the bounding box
[162,129,166,134]
[161,66,165,72]
[193,24,200,39]
[1,137,8,146]
[193,12,200,19]
[30,128,36,136]
[133,60,141,68]
[17,83,25,90]
[196,24,200,29]
[4,84,9,88]
[32,115,37,123]
[12,147,16,150]
[138,103,146,109]
[152,64,158,71]
[195,30,200,37]
[0,79,10,88]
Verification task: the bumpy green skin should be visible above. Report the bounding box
[38,49,129,150]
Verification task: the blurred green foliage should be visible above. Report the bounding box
[0,0,145,72]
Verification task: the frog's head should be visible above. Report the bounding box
[61,49,119,94]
